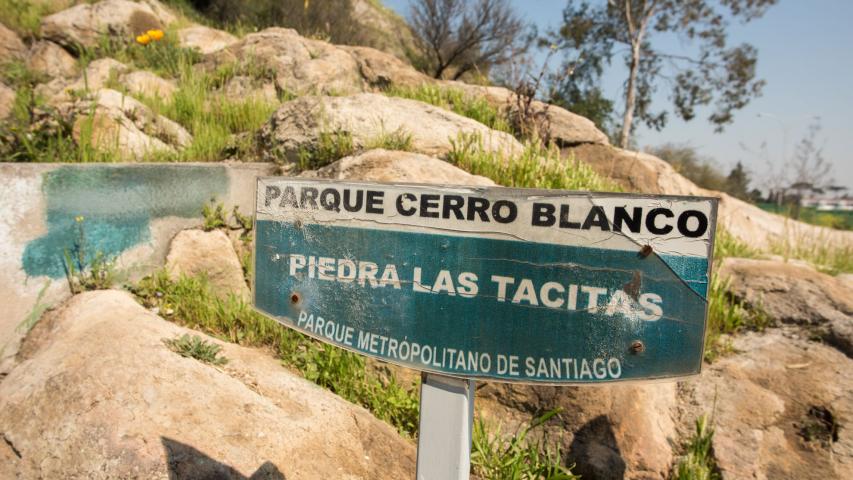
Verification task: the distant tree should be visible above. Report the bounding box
[725,161,751,200]
[790,120,832,189]
[551,0,777,148]
[408,0,530,80]
[649,143,727,192]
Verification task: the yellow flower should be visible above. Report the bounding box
[136,33,152,45]
[146,29,165,41]
[75,215,85,223]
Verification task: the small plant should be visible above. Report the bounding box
[297,128,356,170]
[672,415,720,480]
[471,408,577,480]
[366,126,414,151]
[63,216,117,294]
[202,201,228,231]
[164,333,229,366]
[703,274,769,362]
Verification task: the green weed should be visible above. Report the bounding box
[297,128,356,170]
[202,201,228,231]
[712,228,757,261]
[386,84,512,134]
[138,62,278,162]
[165,333,229,366]
[447,132,617,192]
[472,409,577,480]
[365,126,414,151]
[130,272,420,436]
[703,274,769,362]
[63,216,117,294]
[672,415,719,480]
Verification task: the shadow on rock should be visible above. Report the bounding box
[567,415,626,480]
[162,437,285,480]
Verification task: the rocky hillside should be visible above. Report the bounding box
[1,1,852,479]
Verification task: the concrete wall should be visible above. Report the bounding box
[0,162,276,367]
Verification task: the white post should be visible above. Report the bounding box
[415,373,475,480]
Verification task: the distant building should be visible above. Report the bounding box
[800,196,853,211]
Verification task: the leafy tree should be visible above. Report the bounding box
[408,0,530,80]
[551,0,776,148]
[650,143,727,191]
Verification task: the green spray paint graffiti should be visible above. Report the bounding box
[22,165,229,279]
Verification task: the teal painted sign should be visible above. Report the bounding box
[253,179,717,384]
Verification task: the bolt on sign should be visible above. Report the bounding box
[253,178,718,384]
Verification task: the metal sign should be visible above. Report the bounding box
[253,178,718,384]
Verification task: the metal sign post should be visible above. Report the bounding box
[416,374,475,480]
[252,178,718,478]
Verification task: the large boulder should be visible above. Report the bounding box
[66,88,191,159]
[258,93,523,163]
[0,22,27,61]
[203,28,364,97]
[166,229,250,300]
[40,0,175,49]
[718,257,853,356]
[304,148,495,186]
[682,330,853,479]
[177,25,237,55]
[0,290,415,478]
[477,382,679,479]
[26,41,78,79]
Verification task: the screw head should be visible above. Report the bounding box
[290,292,301,304]
[631,340,645,353]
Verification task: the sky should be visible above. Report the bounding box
[383,0,853,191]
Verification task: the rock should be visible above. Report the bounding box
[177,25,237,55]
[37,58,130,103]
[68,88,191,159]
[477,382,678,479]
[204,28,364,96]
[123,70,176,100]
[305,149,495,185]
[166,229,250,300]
[0,22,27,61]
[258,93,523,163]
[0,290,415,479]
[719,257,853,356]
[26,41,78,79]
[40,0,175,49]
[682,330,853,479]
[0,82,14,121]
[343,46,430,89]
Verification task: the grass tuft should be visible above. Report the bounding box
[386,84,512,134]
[297,128,356,170]
[164,333,229,366]
[447,132,617,192]
[365,126,414,152]
[472,409,578,480]
[672,415,719,480]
